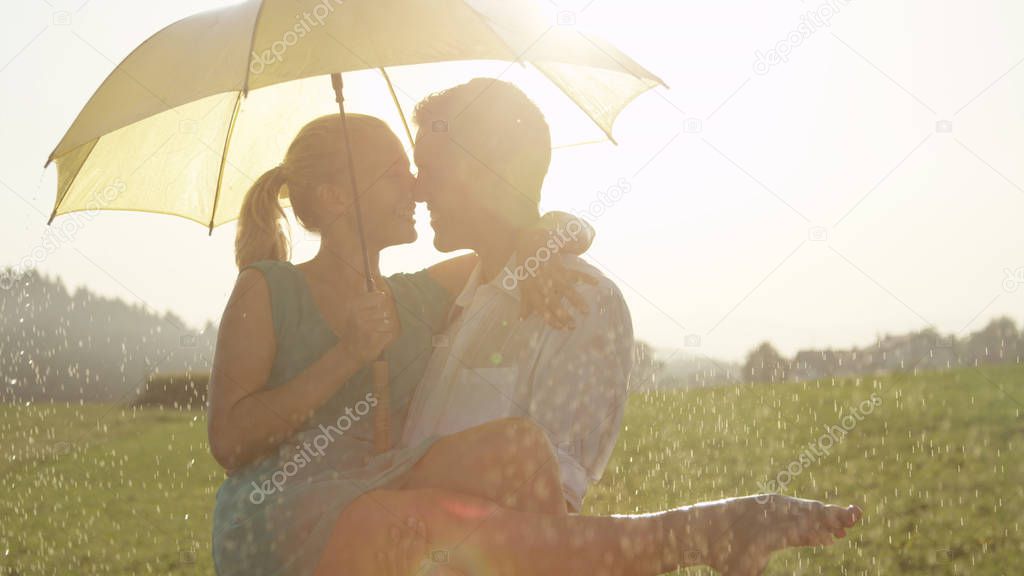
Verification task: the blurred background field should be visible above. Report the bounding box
[2,364,1021,575]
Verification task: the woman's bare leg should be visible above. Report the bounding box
[401,417,568,515]
[317,487,673,576]
[679,494,862,575]
[314,487,861,576]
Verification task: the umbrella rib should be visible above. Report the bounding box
[47,139,99,225]
[460,2,523,62]
[208,91,244,235]
[532,62,619,145]
[379,68,414,148]
[241,0,268,96]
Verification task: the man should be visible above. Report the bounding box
[400,78,634,512]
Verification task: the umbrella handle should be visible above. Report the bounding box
[372,359,390,453]
[330,72,392,454]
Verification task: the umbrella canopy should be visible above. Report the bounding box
[45,0,664,232]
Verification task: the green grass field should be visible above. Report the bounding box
[2,364,1022,575]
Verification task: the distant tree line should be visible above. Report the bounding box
[1,269,672,405]
[742,317,1022,384]
[0,269,215,403]
[3,268,1019,403]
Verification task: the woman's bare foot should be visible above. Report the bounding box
[667,494,862,576]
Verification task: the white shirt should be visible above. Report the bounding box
[401,254,634,511]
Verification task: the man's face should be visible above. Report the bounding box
[413,131,483,252]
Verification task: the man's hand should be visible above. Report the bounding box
[335,290,398,366]
[514,227,596,329]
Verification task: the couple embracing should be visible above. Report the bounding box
[207,78,861,576]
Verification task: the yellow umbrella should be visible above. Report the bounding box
[45,0,664,451]
[46,0,663,230]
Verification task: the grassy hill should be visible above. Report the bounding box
[2,364,1021,574]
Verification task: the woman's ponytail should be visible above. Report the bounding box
[233,113,392,270]
[234,165,289,269]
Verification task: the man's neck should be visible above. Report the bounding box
[470,202,542,284]
[474,225,522,285]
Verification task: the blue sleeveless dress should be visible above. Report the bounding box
[212,260,451,576]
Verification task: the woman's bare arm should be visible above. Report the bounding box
[207,269,392,472]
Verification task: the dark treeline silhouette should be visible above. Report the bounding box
[0,269,215,403]
[642,317,1022,389]
[634,342,742,390]
[2,269,670,405]
[3,268,1019,402]
[742,317,1023,384]
[133,372,209,409]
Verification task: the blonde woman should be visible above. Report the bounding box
[208,114,861,576]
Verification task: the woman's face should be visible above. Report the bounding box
[334,126,417,250]
[364,130,417,249]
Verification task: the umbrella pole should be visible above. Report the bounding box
[330,72,391,454]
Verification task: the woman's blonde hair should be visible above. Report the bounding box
[234,114,391,269]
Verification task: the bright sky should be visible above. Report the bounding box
[2,0,1023,361]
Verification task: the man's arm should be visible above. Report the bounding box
[524,268,634,512]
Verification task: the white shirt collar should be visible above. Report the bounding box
[452,254,522,312]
